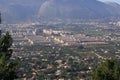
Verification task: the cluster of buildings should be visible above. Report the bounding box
[0,23,110,46]
[0,24,52,46]
[1,22,117,46]
[5,21,120,80]
[43,29,108,46]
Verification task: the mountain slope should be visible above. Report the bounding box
[39,0,120,19]
[1,0,120,23]
[0,0,44,23]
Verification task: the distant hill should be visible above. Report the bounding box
[0,0,44,23]
[0,0,120,23]
[39,0,120,19]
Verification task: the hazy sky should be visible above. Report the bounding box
[99,0,120,4]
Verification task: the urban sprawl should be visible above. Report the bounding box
[1,20,120,80]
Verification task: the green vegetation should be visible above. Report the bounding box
[92,59,120,80]
[0,32,20,80]
[14,41,120,80]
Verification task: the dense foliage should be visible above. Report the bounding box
[92,59,120,80]
[0,31,19,80]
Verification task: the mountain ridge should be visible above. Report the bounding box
[0,0,120,23]
[39,0,120,19]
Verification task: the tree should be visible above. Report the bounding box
[0,31,20,80]
[92,59,120,80]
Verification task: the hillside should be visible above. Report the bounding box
[1,0,120,23]
[39,0,120,19]
[0,0,44,23]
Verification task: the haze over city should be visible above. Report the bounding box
[1,0,120,80]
